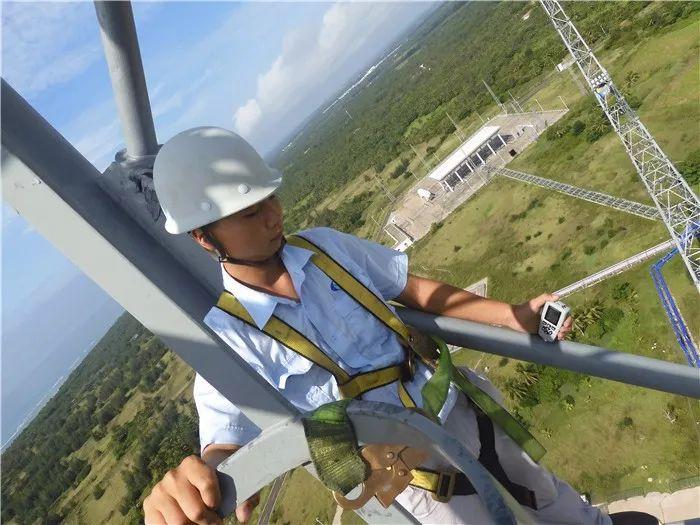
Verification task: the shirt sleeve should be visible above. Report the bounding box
[193,373,261,451]
[305,227,409,301]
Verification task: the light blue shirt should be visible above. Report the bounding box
[194,226,458,450]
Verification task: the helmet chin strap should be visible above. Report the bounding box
[202,227,286,267]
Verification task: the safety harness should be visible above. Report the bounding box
[215,233,544,506]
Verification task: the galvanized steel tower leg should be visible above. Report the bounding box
[94,1,158,161]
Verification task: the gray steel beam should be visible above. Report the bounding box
[94,1,158,161]
[398,307,700,399]
[0,79,411,524]
[1,79,290,430]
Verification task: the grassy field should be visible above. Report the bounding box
[401,10,700,504]
[276,5,700,511]
[509,10,700,200]
[409,174,699,500]
[220,5,700,518]
[53,344,197,524]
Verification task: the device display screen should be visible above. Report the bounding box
[544,306,561,325]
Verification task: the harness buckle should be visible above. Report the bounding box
[333,444,427,509]
[401,345,416,382]
[433,471,457,503]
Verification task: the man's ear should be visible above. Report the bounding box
[190,228,216,253]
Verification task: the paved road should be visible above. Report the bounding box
[257,471,289,525]
[605,486,700,524]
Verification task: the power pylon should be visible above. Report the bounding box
[540,0,700,290]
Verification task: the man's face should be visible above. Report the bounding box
[199,195,284,262]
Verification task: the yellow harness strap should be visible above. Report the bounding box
[286,234,544,462]
[216,291,411,402]
[287,234,417,407]
[286,235,412,343]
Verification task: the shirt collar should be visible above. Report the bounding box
[220,241,314,329]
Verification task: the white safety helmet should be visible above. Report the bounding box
[153,126,282,234]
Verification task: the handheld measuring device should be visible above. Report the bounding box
[539,300,570,342]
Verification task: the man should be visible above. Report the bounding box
[143,127,611,525]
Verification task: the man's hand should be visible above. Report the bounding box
[510,293,572,340]
[143,451,260,524]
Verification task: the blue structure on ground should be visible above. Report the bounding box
[650,224,699,367]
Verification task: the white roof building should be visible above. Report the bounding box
[428,125,502,182]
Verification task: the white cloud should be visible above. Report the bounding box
[1,2,101,96]
[234,98,263,137]
[231,2,425,146]
[1,1,163,97]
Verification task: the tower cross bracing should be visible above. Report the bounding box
[540,0,700,290]
[487,166,660,221]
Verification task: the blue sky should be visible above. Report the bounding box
[1,1,433,440]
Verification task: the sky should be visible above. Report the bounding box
[0,1,434,445]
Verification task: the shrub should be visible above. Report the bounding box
[583,244,596,255]
[625,92,642,109]
[576,225,584,231]
[558,216,566,224]
[93,485,106,500]
[525,235,532,241]
[545,121,568,141]
[429,221,443,234]
[389,167,403,179]
[453,245,462,252]
[599,239,609,249]
[600,307,624,332]
[534,231,542,238]
[498,357,509,367]
[570,120,586,135]
[563,395,576,411]
[526,266,533,272]
[617,416,634,429]
[612,282,635,301]
[678,149,700,186]
[91,426,106,441]
[561,247,573,260]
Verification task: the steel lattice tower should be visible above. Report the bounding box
[540,0,700,291]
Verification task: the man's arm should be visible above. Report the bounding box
[397,273,572,337]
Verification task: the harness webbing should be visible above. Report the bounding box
[287,234,545,462]
[286,235,412,343]
[429,338,546,462]
[216,292,409,400]
[302,400,368,495]
[407,410,537,509]
[216,233,544,462]
[217,292,349,381]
